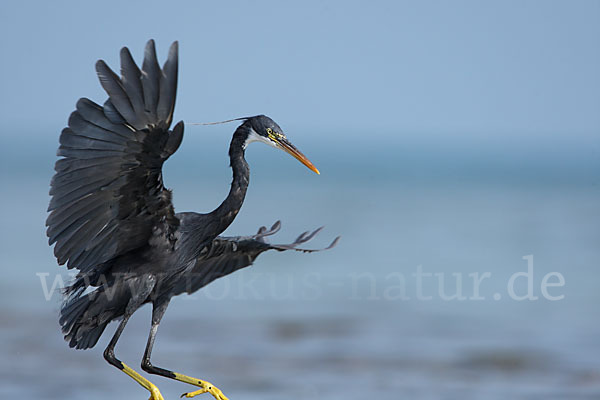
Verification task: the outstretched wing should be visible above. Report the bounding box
[46,40,183,274]
[173,221,340,295]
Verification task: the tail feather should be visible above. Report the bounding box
[59,291,91,334]
[75,323,109,350]
[59,284,128,350]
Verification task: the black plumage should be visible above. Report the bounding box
[46,40,337,400]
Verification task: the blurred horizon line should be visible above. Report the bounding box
[2,128,597,187]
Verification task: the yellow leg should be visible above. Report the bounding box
[173,372,228,400]
[121,363,164,400]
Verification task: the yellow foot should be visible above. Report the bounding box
[148,384,165,400]
[120,362,164,400]
[180,381,228,400]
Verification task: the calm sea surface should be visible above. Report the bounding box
[1,137,599,399]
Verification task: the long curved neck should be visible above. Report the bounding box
[207,125,250,235]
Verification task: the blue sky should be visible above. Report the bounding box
[0,0,598,152]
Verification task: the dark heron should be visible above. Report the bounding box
[46,40,338,400]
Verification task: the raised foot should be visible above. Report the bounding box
[181,381,228,400]
[148,384,165,400]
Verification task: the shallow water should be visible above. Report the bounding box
[1,139,599,399]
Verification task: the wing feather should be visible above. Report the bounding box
[52,206,110,259]
[119,47,146,125]
[141,40,161,125]
[75,98,135,139]
[157,42,178,126]
[67,112,128,144]
[173,222,338,295]
[49,174,123,210]
[49,163,121,195]
[95,60,136,124]
[47,40,182,275]
[59,132,125,152]
[46,193,104,228]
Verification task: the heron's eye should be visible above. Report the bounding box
[266,128,277,141]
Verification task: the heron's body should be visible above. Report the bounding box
[47,40,337,400]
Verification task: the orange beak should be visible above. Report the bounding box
[277,137,320,175]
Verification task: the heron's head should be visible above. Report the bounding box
[242,115,320,175]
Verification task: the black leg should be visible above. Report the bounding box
[103,312,165,400]
[141,299,176,378]
[140,300,229,400]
